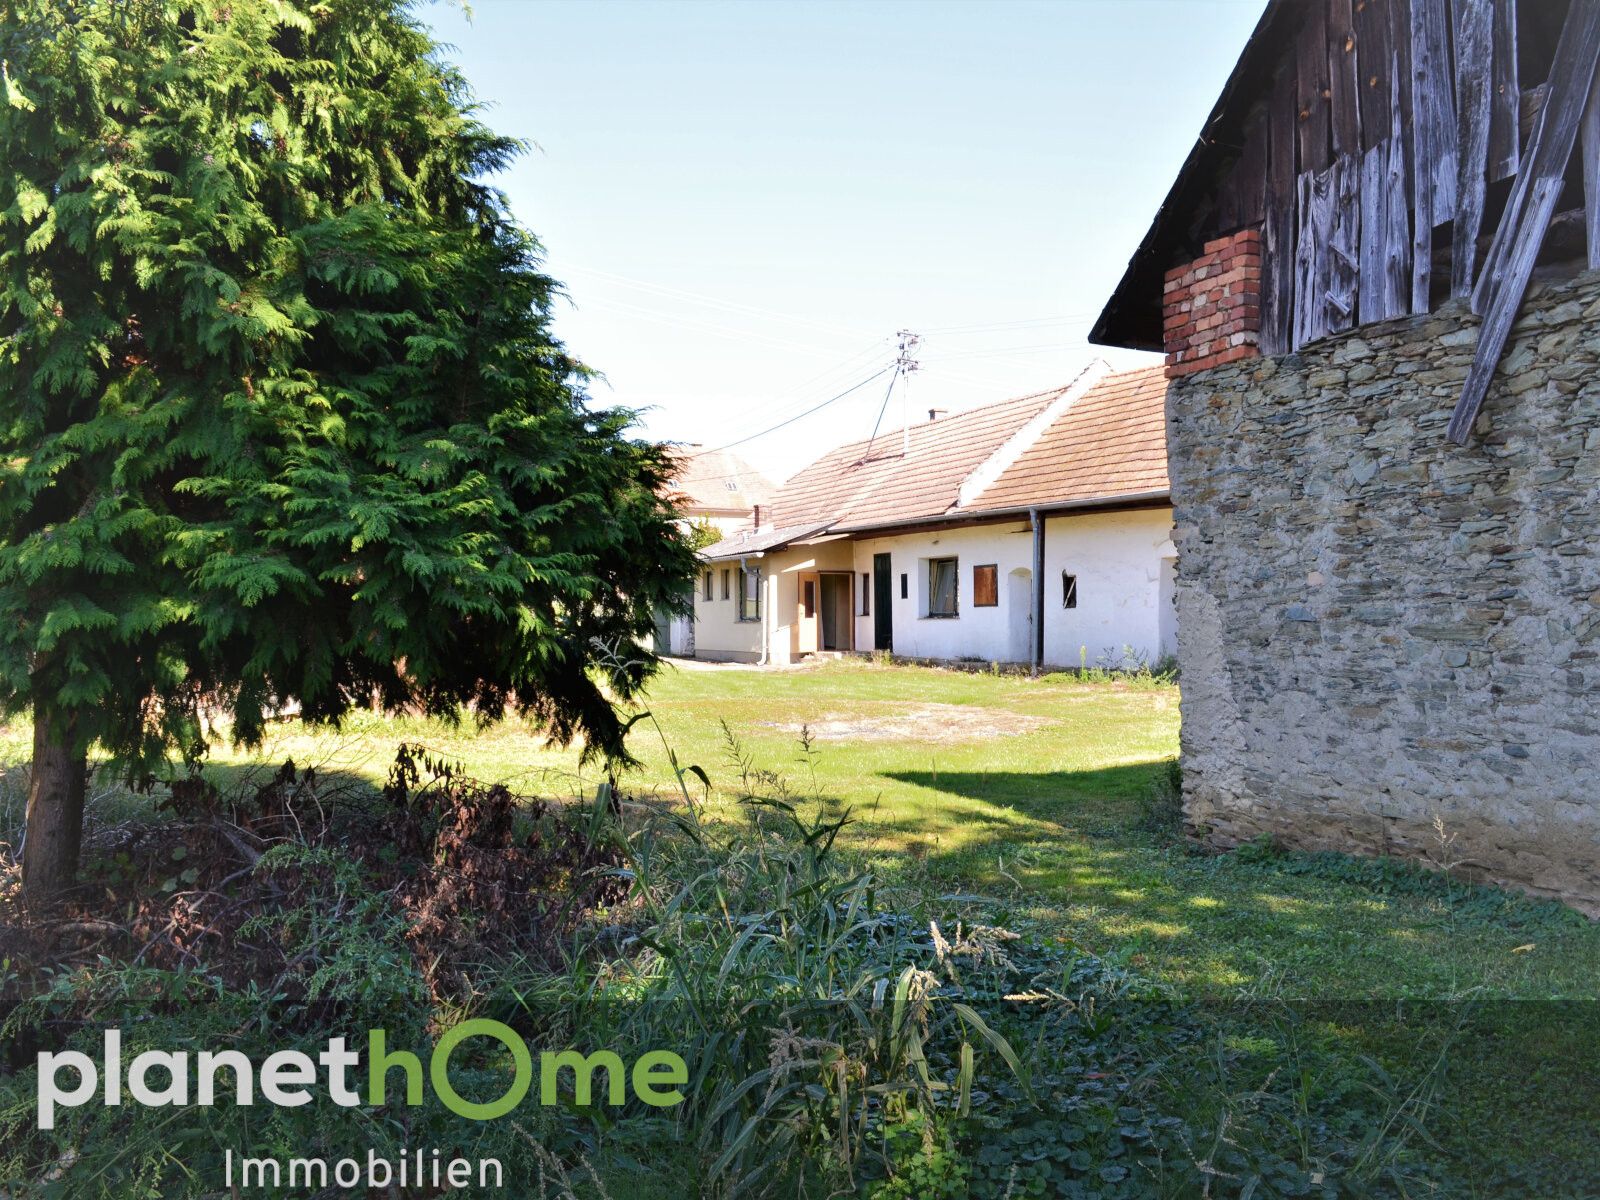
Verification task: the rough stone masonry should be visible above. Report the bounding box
[1168,269,1600,914]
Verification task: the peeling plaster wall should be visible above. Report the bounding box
[1168,270,1600,913]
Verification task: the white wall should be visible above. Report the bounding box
[691,560,763,662]
[847,507,1175,668]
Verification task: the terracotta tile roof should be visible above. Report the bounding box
[971,366,1170,511]
[669,448,777,515]
[766,387,1066,532]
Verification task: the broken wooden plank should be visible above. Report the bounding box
[1382,62,1408,316]
[1262,65,1298,356]
[1391,0,1416,195]
[1383,123,1412,314]
[1353,0,1393,153]
[1488,0,1520,180]
[1215,104,1268,234]
[1294,165,1337,347]
[1298,0,1333,173]
[1294,171,1317,349]
[1449,177,1564,442]
[1520,82,1550,141]
[1451,1,1600,444]
[1411,50,1436,314]
[1329,0,1363,155]
[1472,5,1600,316]
[1328,154,1362,333]
[1412,0,1458,223]
[1585,61,1600,269]
[1359,141,1387,319]
[1358,136,1410,323]
[1452,0,1494,297]
[1241,105,1268,227]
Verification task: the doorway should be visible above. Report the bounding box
[872,553,893,651]
[1007,568,1032,664]
[819,573,854,651]
[796,572,820,655]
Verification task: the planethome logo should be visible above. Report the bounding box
[38,1019,688,1130]
[38,1020,687,1187]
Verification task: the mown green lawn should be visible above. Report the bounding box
[6,658,1595,1195]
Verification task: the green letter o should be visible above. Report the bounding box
[430,1019,532,1120]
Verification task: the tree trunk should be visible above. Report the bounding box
[22,709,87,902]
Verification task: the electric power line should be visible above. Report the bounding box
[704,366,894,453]
[564,264,863,339]
[859,331,920,463]
[857,366,903,464]
[919,312,1101,335]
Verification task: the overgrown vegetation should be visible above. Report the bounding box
[2,661,1596,1196]
[0,732,1454,1198]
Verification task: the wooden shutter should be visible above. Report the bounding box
[973,564,998,607]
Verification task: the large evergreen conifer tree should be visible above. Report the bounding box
[0,0,696,897]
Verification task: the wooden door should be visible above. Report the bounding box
[872,554,893,651]
[796,571,820,655]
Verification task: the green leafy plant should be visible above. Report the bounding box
[0,0,697,898]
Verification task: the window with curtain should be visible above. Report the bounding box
[928,557,958,617]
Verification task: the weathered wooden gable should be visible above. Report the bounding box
[1095,0,1600,444]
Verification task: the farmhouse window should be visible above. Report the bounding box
[973,564,998,607]
[928,557,958,617]
[803,580,816,618]
[702,570,714,601]
[861,573,870,615]
[1062,572,1077,609]
[738,567,762,622]
[721,569,730,600]
[900,573,908,600]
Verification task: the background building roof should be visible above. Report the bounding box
[702,365,1170,558]
[669,447,778,516]
[766,388,1064,532]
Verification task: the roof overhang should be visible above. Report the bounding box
[699,522,833,561]
[831,489,1173,539]
[1090,0,1289,352]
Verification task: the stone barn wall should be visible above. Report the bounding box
[1168,270,1600,914]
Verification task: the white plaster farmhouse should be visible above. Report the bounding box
[656,448,777,656]
[693,363,1175,669]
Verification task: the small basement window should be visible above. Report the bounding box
[973,564,998,607]
[702,570,714,601]
[928,557,958,617]
[738,567,762,622]
[1062,572,1078,609]
[861,573,871,615]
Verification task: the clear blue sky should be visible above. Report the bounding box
[419,0,1265,482]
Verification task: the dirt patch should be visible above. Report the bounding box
[761,703,1047,743]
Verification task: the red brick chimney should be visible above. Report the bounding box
[1162,229,1262,378]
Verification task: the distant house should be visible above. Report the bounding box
[1091,1,1600,911]
[668,446,777,537]
[693,363,1175,669]
[656,448,779,656]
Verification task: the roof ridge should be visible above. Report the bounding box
[790,376,1083,472]
[955,360,1110,510]
[1095,362,1169,384]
